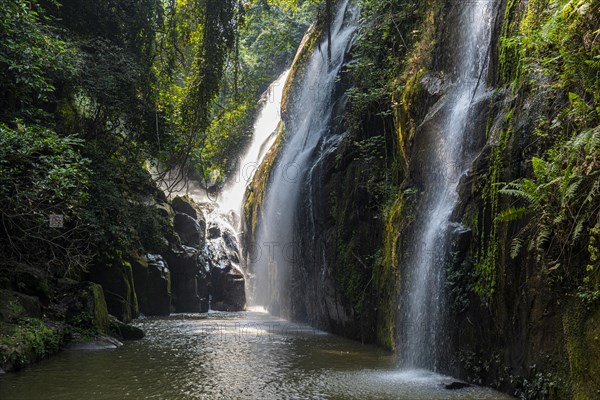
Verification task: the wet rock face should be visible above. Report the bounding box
[64,282,110,334]
[207,225,221,239]
[172,195,202,220]
[163,195,246,313]
[211,270,245,311]
[88,262,138,323]
[167,246,209,313]
[172,195,207,248]
[201,224,246,311]
[174,212,205,248]
[131,254,171,316]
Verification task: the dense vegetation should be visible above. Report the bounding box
[1,0,598,398]
[0,0,317,276]
[326,0,599,397]
[0,0,319,370]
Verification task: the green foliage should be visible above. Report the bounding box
[82,140,170,258]
[0,0,179,274]
[0,123,92,274]
[455,350,504,387]
[499,128,599,295]
[198,102,254,183]
[0,0,78,121]
[494,0,600,302]
[179,0,237,144]
[511,366,564,400]
[346,0,427,134]
[0,317,62,369]
[462,3,600,395]
[65,313,98,342]
[185,0,314,183]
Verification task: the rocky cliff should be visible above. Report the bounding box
[245,0,599,398]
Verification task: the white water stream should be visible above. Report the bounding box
[399,0,495,369]
[250,0,359,315]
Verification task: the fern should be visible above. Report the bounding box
[572,218,585,241]
[531,157,547,180]
[497,206,531,222]
[510,237,523,259]
[535,225,551,251]
[563,179,581,202]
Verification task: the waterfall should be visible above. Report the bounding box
[398,0,495,369]
[213,70,289,222]
[250,0,359,316]
[180,71,289,299]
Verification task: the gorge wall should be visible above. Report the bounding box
[246,0,599,398]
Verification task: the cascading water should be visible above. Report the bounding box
[250,0,358,315]
[183,71,289,302]
[215,70,290,218]
[398,0,495,369]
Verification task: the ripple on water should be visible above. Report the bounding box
[0,312,512,399]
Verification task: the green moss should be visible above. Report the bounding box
[123,262,139,320]
[244,122,284,241]
[0,290,27,321]
[563,301,600,400]
[66,313,100,342]
[91,284,109,334]
[0,317,62,371]
[476,116,513,303]
[63,282,110,342]
[392,70,425,176]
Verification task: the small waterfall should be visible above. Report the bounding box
[183,71,289,293]
[216,70,290,218]
[250,0,358,316]
[399,1,495,369]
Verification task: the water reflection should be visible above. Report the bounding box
[0,311,511,399]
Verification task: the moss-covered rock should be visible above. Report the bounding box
[131,253,171,316]
[244,122,284,243]
[172,195,203,220]
[0,262,51,303]
[88,260,139,323]
[108,315,144,340]
[63,281,110,336]
[0,290,42,321]
[564,301,600,400]
[0,317,62,373]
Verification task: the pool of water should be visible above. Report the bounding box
[0,311,512,399]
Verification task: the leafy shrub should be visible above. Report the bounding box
[0,0,78,120]
[0,123,92,275]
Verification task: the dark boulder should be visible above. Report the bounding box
[172,195,202,220]
[174,212,205,248]
[155,199,174,220]
[444,381,471,390]
[130,254,149,314]
[167,247,209,313]
[145,254,171,316]
[2,263,51,303]
[131,254,171,316]
[63,281,110,335]
[88,261,138,323]
[211,265,245,312]
[207,225,221,239]
[109,315,144,340]
[0,289,43,321]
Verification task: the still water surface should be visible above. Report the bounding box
[0,311,512,399]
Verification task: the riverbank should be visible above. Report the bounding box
[0,272,143,373]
